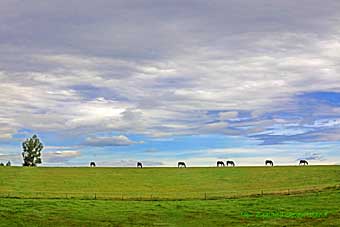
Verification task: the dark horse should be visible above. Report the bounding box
[137,162,143,168]
[217,161,225,167]
[299,160,308,165]
[226,160,235,167]
[265,160,274,166]
[178,162,186,168]
[90,162,96,167]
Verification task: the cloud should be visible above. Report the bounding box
[43,150,81,163]
[297,152,325,161]
[218,111,239,121]
[45,145,79,150]
[84,135,144,147]
[0,153,21,164]
[0,0,340,148]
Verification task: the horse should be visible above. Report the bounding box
[299,160,308,165]
[226,160,235,167]
[217,161,225,167]
[265,160,274,166]
[90,162,96,167]
[137,162,143,168]
[178,162,186,168]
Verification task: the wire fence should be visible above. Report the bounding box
[0,184,339,201]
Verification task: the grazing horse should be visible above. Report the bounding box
[226,160,235,167]
[178,162,186,168]
[90,162,96,167]
[265,160,274,166]
[299,160,308,165]
[217,161,225,167]
[137,162,143,168]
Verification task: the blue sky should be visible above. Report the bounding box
[1,0,340,166]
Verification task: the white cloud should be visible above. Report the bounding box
[200,122,229,133]
[0,153,21,164]
[43,150,81,163]
[84,135,144,147]
[218,111,239,121]
[0,0,340,145]
[45,150,80,157]
[44,145,79,150]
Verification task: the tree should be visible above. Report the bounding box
[0,163,4,166]
[6,161,11,167]
[22,135,43,166]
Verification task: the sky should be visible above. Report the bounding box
[1,0,340,166]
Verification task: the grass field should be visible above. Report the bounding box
[0,188,340,226]
[0,166,339,226]
[0,166,339,200]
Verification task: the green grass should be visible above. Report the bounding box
[0,166,339,226]
[0,189,340,226]
[0,166,339,199]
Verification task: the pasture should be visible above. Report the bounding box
[1,189,340,226]
[0,165,339,200]
[0,165,340,226]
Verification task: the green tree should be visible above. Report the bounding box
[22,135,43,166]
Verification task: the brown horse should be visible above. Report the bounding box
[178,162,186,168]
[90,162,96,167]
[265,160,273,166]
[299,160,308,165]
[137,162,143,168]
[217,161,225,167]
[226,161,235,167]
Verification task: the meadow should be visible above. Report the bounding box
[1,189,340,226]
[0,166,339,226]
[0,165,339,200]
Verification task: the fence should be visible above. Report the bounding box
[0,184,339,201]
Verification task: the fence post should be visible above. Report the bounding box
[204,192,207,200]
[94,193,96,200]
[261,190,263,196]
[287,189,290,195]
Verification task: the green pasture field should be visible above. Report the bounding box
[0,165,339,199]
[0,166,339,226]
[0,188,339,226]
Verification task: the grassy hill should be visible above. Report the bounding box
[0,165,339,200]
